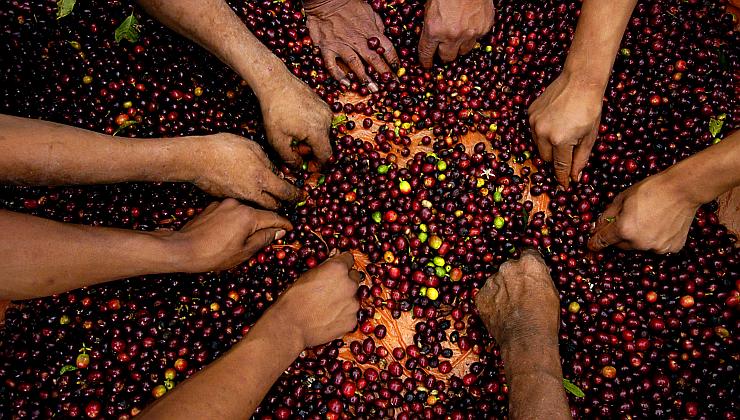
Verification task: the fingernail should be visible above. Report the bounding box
[340,78,351,87]
[576,171,583,182]
[274,230,286,241]
[368,82,379,93]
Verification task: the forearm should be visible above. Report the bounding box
[502,342,570,420]
[0,114,194,186]
[668,130,740,205]
[140,307,304,419]
[563,0,638,88]
[0,210,180,300]
[138,0,285,97]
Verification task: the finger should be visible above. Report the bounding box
[243,227,287,256]
[437,40,462,63]
[306,125,333,165]
[200,201,220,215]
[458,38,477,56]
[349,269,362,283]
[592,195,625,233]
[332,251,355,271]
[262,172,304,203]
[338,47,371,86]
[360,46,392,78]
[246,207,293,232]
[321,49,350,87]
[587,222,623,251]
[270,133,303,168]
[418,28,439,68]
[253,192,280,210]
[373,14,399,67]
[570,125,598,182]
[552,144,574,188]
[532,130,553,162]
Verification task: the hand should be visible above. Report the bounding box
[167,199,292,273]
[588,171,699,253]
[190,134,303,209]
[418,0,495,68]
[270,252,361,348]
[259,72,333,167]
[528,70,604,187]
[306,0,398,91]
[474,249,560,349]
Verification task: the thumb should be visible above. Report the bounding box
[243,228,287,256]
[588,221,622,252]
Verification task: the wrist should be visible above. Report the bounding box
[259,300,307,353]
[658,163,709,208]
[560,64,608,96]
[501,339,562,377]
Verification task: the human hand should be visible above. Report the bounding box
[259,72,333,167]
[190,134,303,209]
[588,171,699,253]
[474,249,560,349]
[418,0,495,68]
[167,199,292,273]
[270,252,361,348]
[306,0,398,91]
[528,71,604,187]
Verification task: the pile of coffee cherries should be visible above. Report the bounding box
[0,0,737,418]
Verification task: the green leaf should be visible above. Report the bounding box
[57,0,76,19]
[115,13,140,44]
[59,365,77,375]
[112,120,138,136]
[708,114,726,138]
[563,378,585,398]
[331,115,348,128]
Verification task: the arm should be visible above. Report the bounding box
[528,0,637,187]
[418,0,495,68]
[0,115,301,208]
[140,253,361,419]
[0,199,291,300]
[589,130,740,253]
[475,250,571,420]
[138,0,333,165]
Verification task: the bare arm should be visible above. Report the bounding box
[137,0,281,99]
[0,114,192,186]
[0,200,291,300]
[0,115,301,208]
[590,130,740,253]
[475,250,571,420]
[0,210,174,300]
[140,253,361,419]
[138,0,334,165]
[528,0,638,187]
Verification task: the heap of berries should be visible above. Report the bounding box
[0,0,737,418]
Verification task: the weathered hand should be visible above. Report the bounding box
[191,133,303,209]
[260,72,333,167]
[474,249,560,349]
[528,71,604,187]
[418,0,495,68]
[168,199,292,273]
[588,171,699,253]
[306,0,398,91]
[270,252,361,348]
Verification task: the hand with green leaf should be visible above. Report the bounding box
[259,72,334,167]
[474,249,571,420]
[590,129,740,253]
